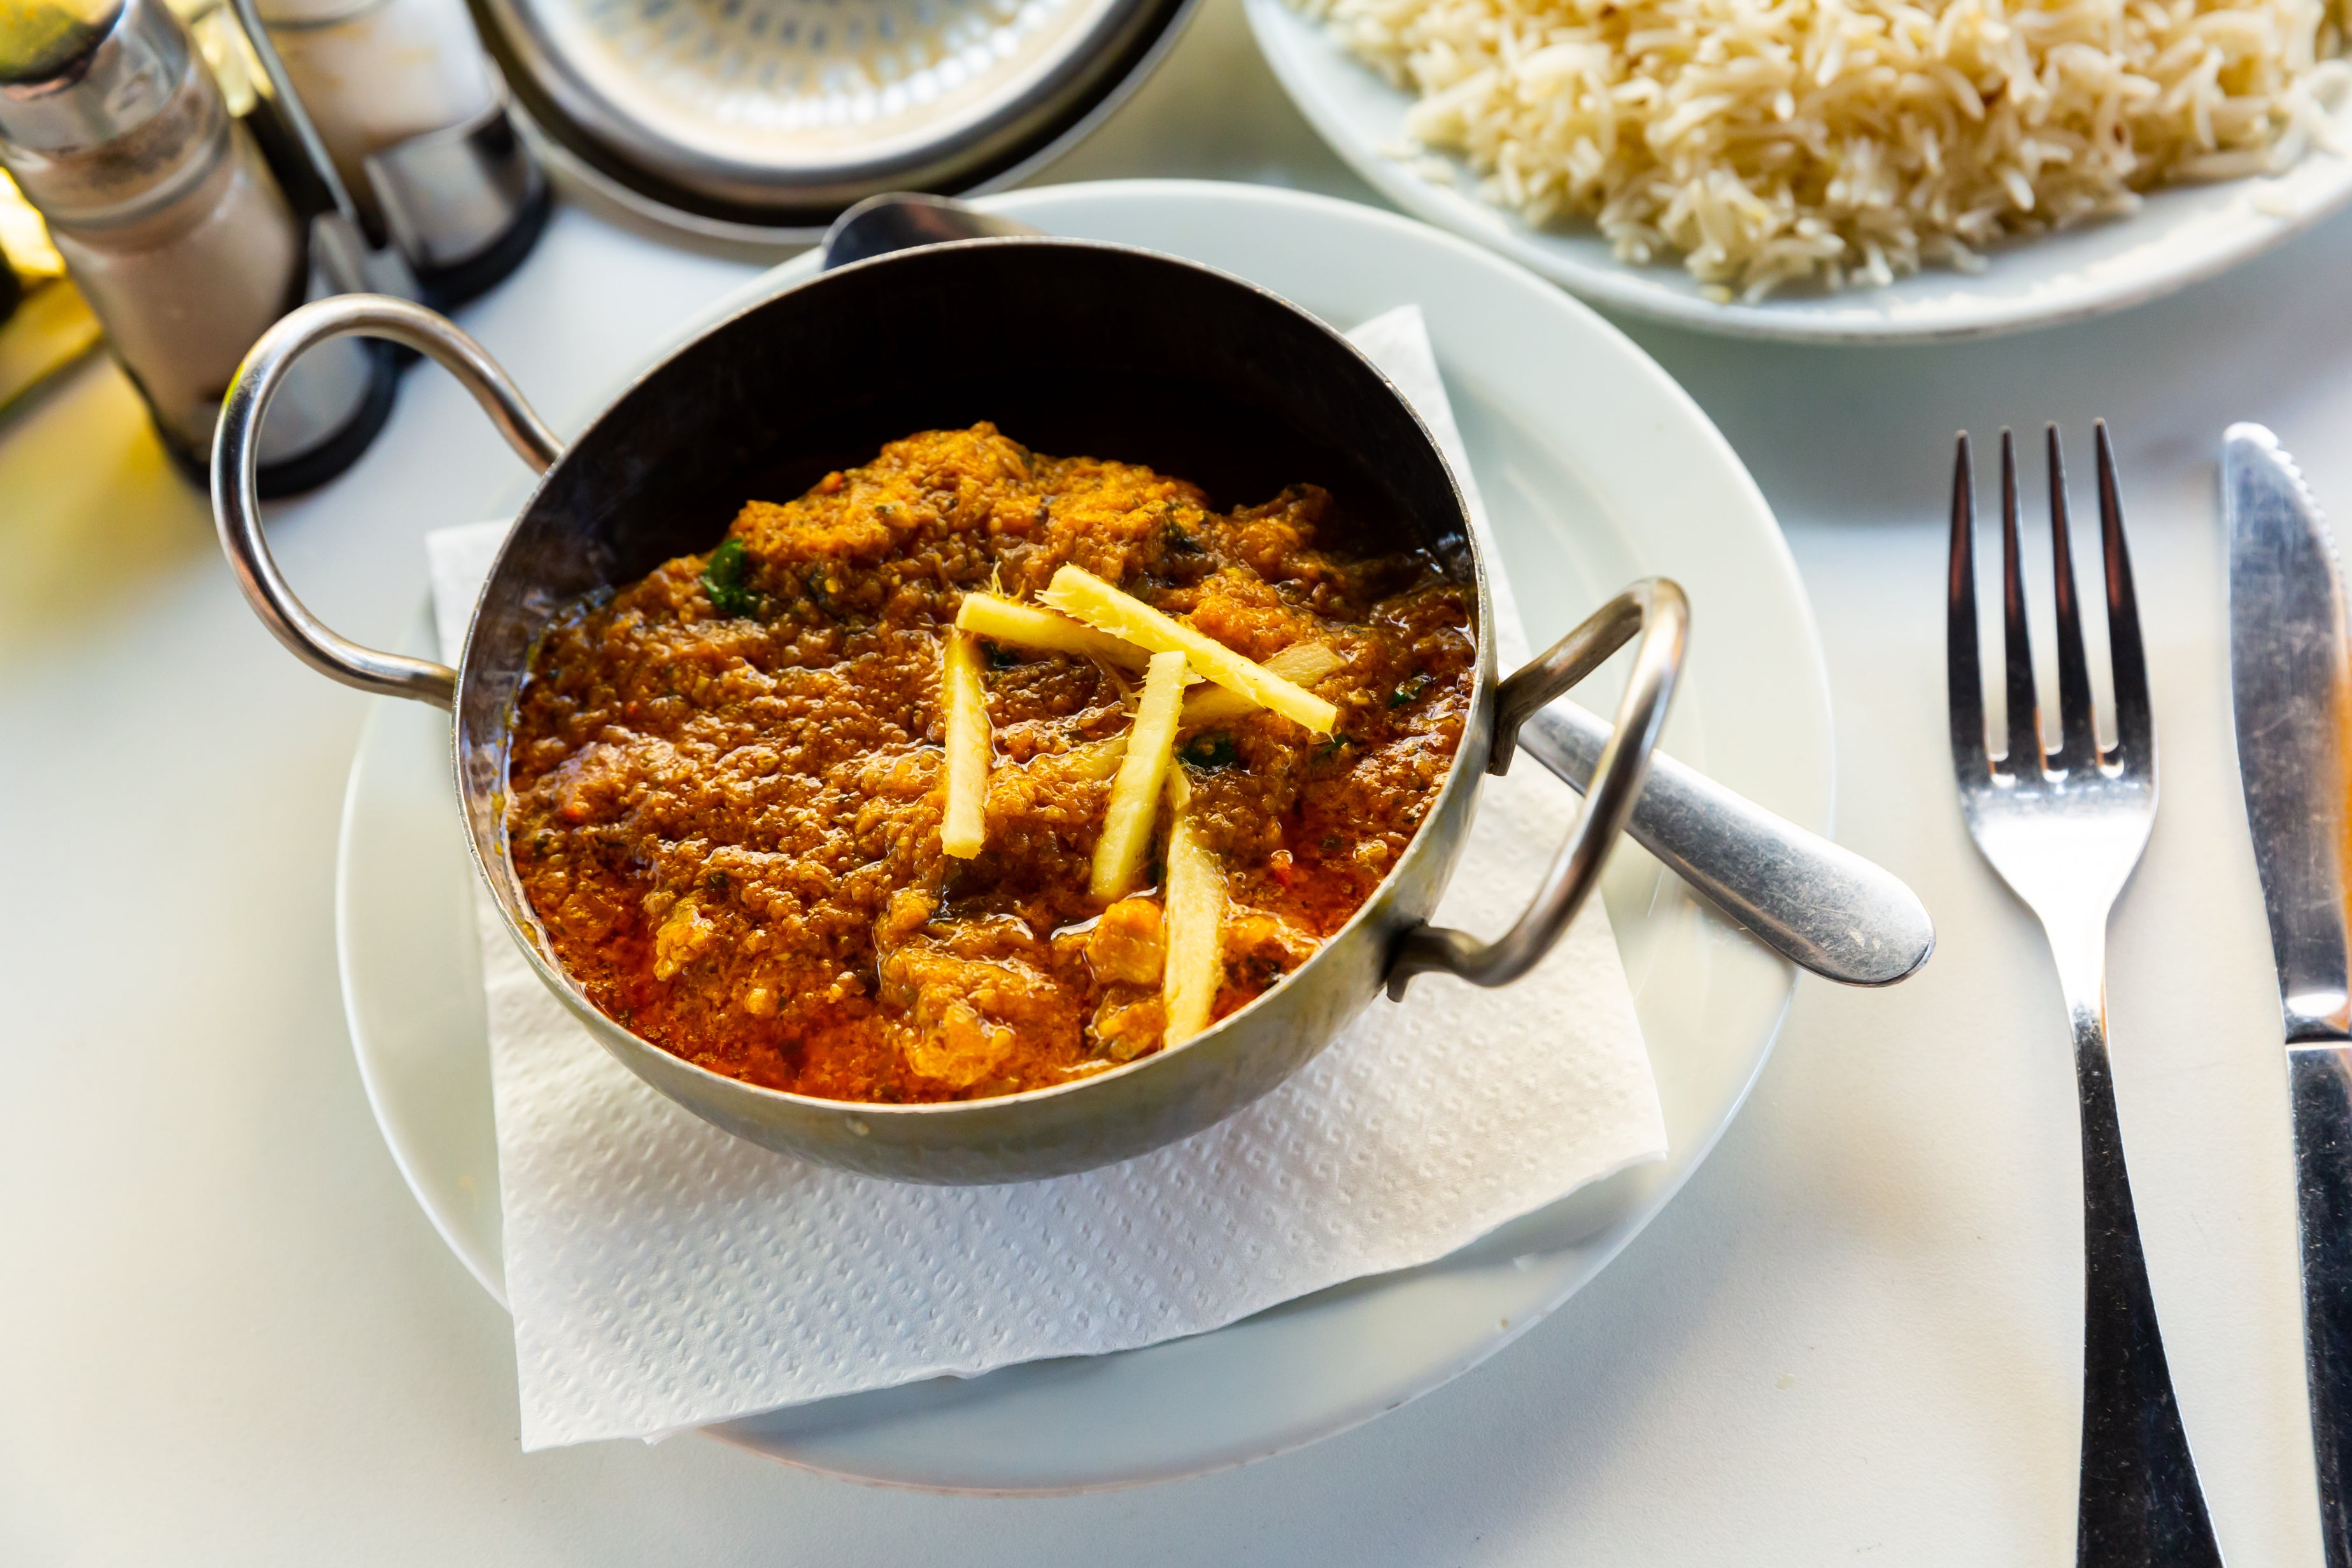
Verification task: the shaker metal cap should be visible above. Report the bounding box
[0,0,183,153]
[465,0,1193,239]
[251,0,388,24]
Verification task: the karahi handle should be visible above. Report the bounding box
[1386,577,1687,996]
[211,293,560,710]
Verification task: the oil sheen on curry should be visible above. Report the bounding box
[506,425,1474,1104]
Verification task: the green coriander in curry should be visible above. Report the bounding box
[506,425,1475,1104]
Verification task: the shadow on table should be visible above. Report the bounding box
[0,353,213,663]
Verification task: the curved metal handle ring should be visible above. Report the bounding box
[210,293,562,710]
[1387,577,1689,998]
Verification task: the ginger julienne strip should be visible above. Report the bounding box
[1090,649,1188,901]
[1061,732,1129,782]
[1040,565,1340,735]
[955,592,1159,673]
[1161,768,1225,1046]
[1179,640,1343,727]
[940,628,991,858]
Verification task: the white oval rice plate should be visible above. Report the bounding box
[1246,0,2352,343]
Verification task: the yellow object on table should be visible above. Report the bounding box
[0,174,102,428]
[0,171,64,280]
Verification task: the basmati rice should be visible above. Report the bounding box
[1301,0,2351,297]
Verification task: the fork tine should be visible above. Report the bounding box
[1999,430,2044,773]
[1947,432,1990,782]
[2045,426,2099,772]
[2095,421,2153,769]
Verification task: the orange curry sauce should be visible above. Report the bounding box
[505,425,1474,1103]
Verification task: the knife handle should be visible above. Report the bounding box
[2293,1045,2352,1568]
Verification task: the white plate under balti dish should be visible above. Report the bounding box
[1245,0,2352,343]
[336,180,1830,1492]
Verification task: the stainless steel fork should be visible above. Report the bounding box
[1948,424,2223,1567]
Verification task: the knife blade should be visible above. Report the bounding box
[2226,421,2352,1568]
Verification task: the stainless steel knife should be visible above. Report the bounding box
[2226,421,2352,1568]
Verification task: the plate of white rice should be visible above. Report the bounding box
[1245,0,2352,339]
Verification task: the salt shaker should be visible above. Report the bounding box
[0,0,394,492]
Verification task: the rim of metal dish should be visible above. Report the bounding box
[468,0,1202,246]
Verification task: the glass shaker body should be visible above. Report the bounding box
[0,0,388,484]
[260,0,495,236]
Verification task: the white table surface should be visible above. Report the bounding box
[4,0,2347,1557]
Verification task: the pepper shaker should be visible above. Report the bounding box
[246,0,547,304]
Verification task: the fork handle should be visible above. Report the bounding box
[2067,990,2227,1568]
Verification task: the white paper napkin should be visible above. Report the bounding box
[428,305,1664,1451]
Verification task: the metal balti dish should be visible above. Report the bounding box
[212,239,1688,1183]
